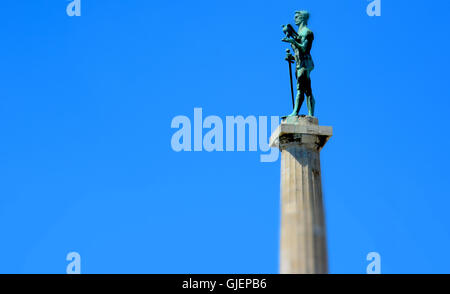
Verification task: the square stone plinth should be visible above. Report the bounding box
[270,116,332,150]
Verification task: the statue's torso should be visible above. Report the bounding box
[292,26,314,72]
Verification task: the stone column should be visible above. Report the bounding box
[270,116,332,274]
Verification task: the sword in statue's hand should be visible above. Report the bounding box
[285,49,295,108]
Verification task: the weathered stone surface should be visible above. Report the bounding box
[271,115,332,274]
[270,116,332,150]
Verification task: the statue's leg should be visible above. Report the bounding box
[289,90,304,116]
[305,74,315,116]
[288,68,306,116]
[306,94,315,116]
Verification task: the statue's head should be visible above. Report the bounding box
[294,10,310,25]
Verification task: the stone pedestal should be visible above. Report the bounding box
[270,116,332,274]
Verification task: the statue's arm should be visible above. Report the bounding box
[283,31,313,54]
[295,36,311,53]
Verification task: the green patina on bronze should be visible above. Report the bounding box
[282,11,315,117]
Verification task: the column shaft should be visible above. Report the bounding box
[280,142,328,274]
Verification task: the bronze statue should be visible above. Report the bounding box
[282,11,315,117]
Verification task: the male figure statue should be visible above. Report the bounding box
[282,11,315,117]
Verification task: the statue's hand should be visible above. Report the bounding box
[282,37,293,43]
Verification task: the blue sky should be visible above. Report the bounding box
[1,0,450,273]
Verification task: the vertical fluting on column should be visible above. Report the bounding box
[279,135,328,274]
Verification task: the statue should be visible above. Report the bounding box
[282,11,315,117]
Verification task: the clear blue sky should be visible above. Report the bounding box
[1,0,450,274]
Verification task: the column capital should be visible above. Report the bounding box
[270,116,333,151]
